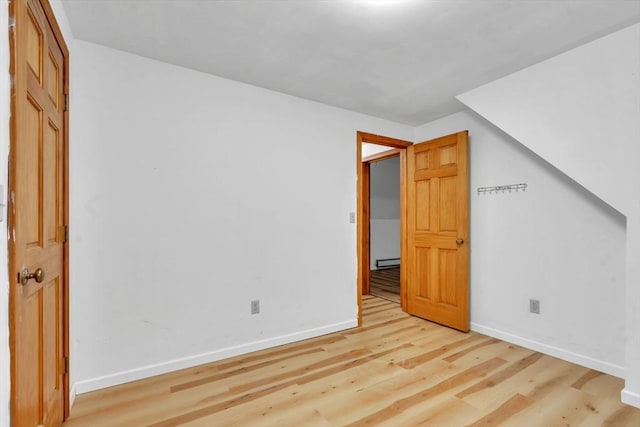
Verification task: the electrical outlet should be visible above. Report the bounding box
[251,300,260,315]
[349,212,356,224]
[529,299,540,314]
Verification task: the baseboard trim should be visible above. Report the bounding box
[470,323,625,378]
[622,389,640,408]
[69,382,77,408]
[73,319,358,395]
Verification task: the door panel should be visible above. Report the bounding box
[438,177,457,232]
[406,131,469,332]
[415,181,430,231]
[439,249,457,305]
[10,0,68,425]
[415,247,430,298]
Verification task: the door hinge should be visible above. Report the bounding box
[61,225,68,243]
[8,17,15,33]
[64,94,69,112]
[62,356,69,375]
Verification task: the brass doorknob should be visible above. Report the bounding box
[456,238,464,245]
[19,267,45,286]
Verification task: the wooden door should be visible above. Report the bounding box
[9,0,69,425]
[406,131,469,331]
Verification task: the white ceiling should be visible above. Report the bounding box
[61,0,640,125]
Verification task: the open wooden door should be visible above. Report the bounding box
[406,131,469,332]
[9,0,69,424]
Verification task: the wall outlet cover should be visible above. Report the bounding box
[529,299,540,314]
[251,300,260,315]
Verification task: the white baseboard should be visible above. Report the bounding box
[622,388,640,408]
[470,323,625,378]
[69,382,77,408]
[73,319,357,395]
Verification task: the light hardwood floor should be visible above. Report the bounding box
[64,296,640,426]
[370,267,400,304]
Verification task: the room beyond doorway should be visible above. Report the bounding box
[367,153,401,304]
[356,131,411,326]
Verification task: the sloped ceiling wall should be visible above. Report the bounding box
[457,24,640,216]
[455,23,640,407]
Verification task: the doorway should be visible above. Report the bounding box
[356,130,470,332]
[356,131,411,326]
[366,150,400,304]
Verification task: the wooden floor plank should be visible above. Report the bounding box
[342,358,508,426]
[220,361,406,427]
[402,396,481,427]
[64,296,640,426]
[465,393,533,427]
[456,352,544,399]
[399,334,487,369]
[369,268,400,303]
[459,350,582,412]
[602,405,640,427]
[571,369,604,390]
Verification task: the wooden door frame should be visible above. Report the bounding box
[8,0,71,418]
[356,132,412,326]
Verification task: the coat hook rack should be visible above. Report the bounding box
[477,183,527,195]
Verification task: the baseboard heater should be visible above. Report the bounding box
[375,258,400,269]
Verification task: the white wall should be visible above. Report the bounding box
[456,23,640,406]
[1,5,11,426]
[627,211,640,406]
[370,157,400,220]
[457,24,640,216]
[69,40,413,393]
[369,157,400,269]
[362,142,391,158]
[415,110,627,377]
